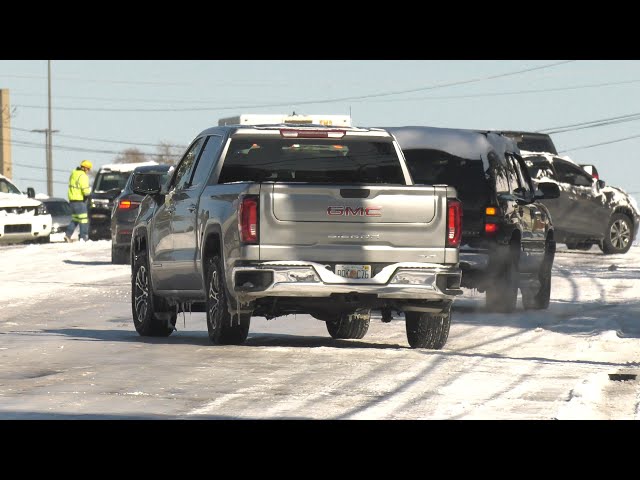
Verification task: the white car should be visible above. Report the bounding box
[0,174,52,245]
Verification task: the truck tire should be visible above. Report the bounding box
[405,308,451,349]
[600,213,633,254]
[485,253,518,313]
[112,245,129,264]
[326,309,371,339]
[205,255,250,345]
[521,242,554,310]
[131,250,176,337]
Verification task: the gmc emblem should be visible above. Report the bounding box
[327,206,382,217]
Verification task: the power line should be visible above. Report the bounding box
[10,61,575,113]
[12,162,68,173]
[539,111,640,134]
[1,74,290,88]
[12,72,632,107]
[558,133,640,153]
[4,137,183,157]
[0,73,187,86]
[15,176,67,186]
[550,115,640,134]
[10,126,186,149]
[368,78,640,103]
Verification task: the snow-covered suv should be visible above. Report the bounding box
[523,152,639,254]
[0,174,52,244]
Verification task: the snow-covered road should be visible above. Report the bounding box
[0,241,638,419]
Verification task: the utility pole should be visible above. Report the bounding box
[32,62,57,196]
[0,89,11,178]
[46,60,53,196]
[31,128,59,184]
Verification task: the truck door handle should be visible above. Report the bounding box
[188,204,197,213]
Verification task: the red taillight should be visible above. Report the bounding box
[485,223,499,234]
[118,199,140,210]
[239,196,259,244]
[280,129,345,139]
[446,199,462,248]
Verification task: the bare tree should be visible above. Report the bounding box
[153,141,183,165]
[113,142,183,165]
[113,147,148,164]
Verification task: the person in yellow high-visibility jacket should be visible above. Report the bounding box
[65,160,92,242]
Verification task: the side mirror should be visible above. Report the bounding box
[26,187,35,198]
[597,179,606,189]
[132,173,163,195]
[535,181,560,200]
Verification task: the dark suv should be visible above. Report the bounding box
[387,126,560,313]
[110,164,173,264]
[500,131,558,155]
[88,162,158,240]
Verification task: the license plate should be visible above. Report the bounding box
[335,264,371,279]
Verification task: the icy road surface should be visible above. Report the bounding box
[0,241,638,419]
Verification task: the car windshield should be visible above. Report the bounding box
[219,137,405,184]
[45,201,71,216]
[0,178,22,194]
[93,172,131,192]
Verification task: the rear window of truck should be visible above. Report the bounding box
[402,149,489,196]
[218,137,406,184]
[93,171,132,192]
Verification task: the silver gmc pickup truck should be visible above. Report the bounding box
[130,123,462,348]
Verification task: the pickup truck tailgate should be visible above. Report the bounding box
[260,184,450,264]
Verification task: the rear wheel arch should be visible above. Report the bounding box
[202,225,223,286]
[613,207,635,228]
[133,227,148,256]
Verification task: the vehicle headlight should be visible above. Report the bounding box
[35,204,48,215]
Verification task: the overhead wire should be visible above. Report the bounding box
[558,133,640,153]
[2,137,183,157]
[8,126,186,149]
[539,111,640,134]
[12,71,634,107]
[368,78,640,103]
[9,61,575,112]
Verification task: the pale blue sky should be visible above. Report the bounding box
[1,60,639,199]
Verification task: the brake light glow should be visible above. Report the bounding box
[280,129,346,139]
[239,196,259,244]
[118,199,140,210]
[446,199,462,248]
[485,223,499,234]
